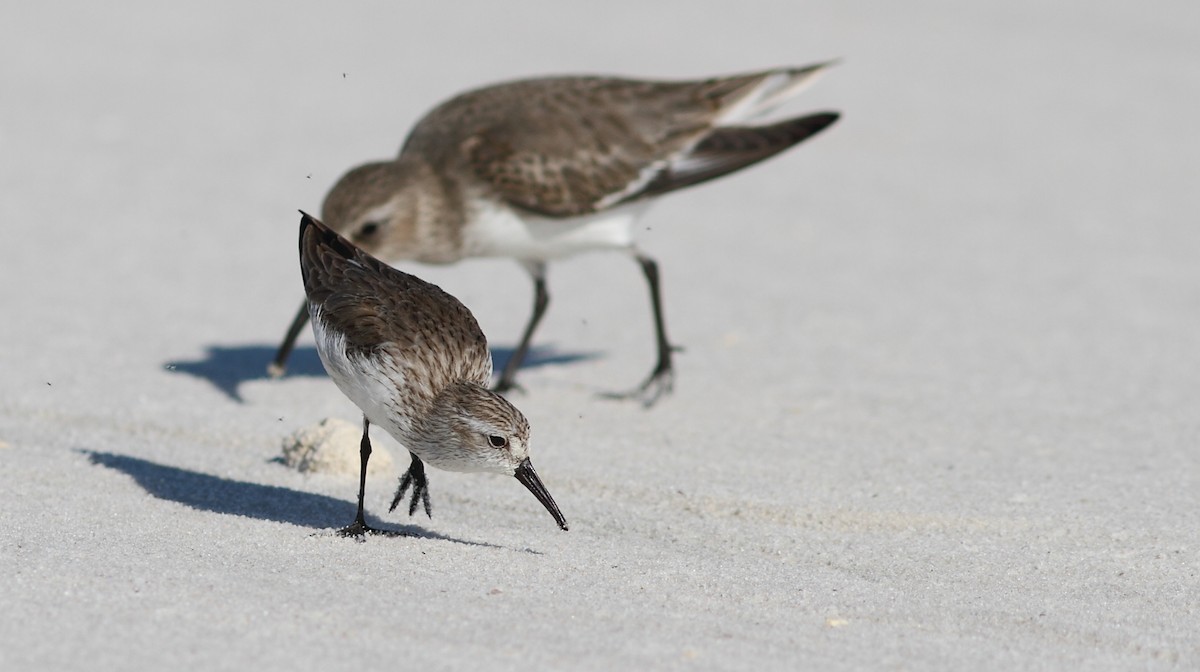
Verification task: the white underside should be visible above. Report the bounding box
[310,309,415,442]
[310,309,506,474]
[461,200,649,261]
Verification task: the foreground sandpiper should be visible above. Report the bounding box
[298,212,568,535]
[274,63,840,405]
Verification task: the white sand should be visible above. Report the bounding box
[280,418,393,476]
[3,1,1199,669]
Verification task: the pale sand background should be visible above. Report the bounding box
[2,2,1199,669]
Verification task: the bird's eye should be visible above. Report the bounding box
[357,221,381,238]
[487,435,508,448]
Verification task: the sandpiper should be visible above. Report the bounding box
[273,63,840,405]
[298,211,568,535]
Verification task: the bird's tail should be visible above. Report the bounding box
[712,60,839,126]
[640,111,840,198]
[298,211,377,304]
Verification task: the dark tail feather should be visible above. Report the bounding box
[639,111,840,198]
[298,210,317,250]
[299,210,360,265]
[298,211,380,303]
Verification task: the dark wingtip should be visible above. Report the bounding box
[298,210,361,263]
[298,210,317,255]
[298,211,320,272]
[298,209,323,239]
[803,110,842,135]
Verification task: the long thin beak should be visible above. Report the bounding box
[514,458,568,531]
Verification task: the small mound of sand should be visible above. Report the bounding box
[280,417,393,475]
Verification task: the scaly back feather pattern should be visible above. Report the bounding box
[298,212,493,392]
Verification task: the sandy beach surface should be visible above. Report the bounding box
[3,2,1198,669]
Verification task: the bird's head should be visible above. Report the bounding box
[320,160,414,259]
[413,380,568,530]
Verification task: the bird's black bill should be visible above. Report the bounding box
[514,458,568,531]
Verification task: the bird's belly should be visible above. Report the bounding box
[311,312,416,440]
[461,201,648,261]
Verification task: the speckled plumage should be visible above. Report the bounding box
[298,213,568,535]
[301,211,492,396]
[275,63,841,404]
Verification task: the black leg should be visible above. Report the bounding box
[494,263,550,394]
[389,451,432,519]
[603,253,679,406]
[268,299,311,378]
[639,254,676,382]
[338,416,375,536]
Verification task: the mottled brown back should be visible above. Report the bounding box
[400,71,822,217]
[298,212,493,385]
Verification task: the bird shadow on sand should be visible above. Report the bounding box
[164,343,599,403]
[82,450,515,549]
[164,344,326,403]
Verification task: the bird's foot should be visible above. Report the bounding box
[389,458,432,518]
[335,520,413,539]
[266,362,287,379]
[599,362,675,408]
[337,519,379,538]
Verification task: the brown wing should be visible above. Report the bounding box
[402,73,802,217]
[298,212,492,383]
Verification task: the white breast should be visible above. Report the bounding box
[310,310,415,440]
[461,200,649,261]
